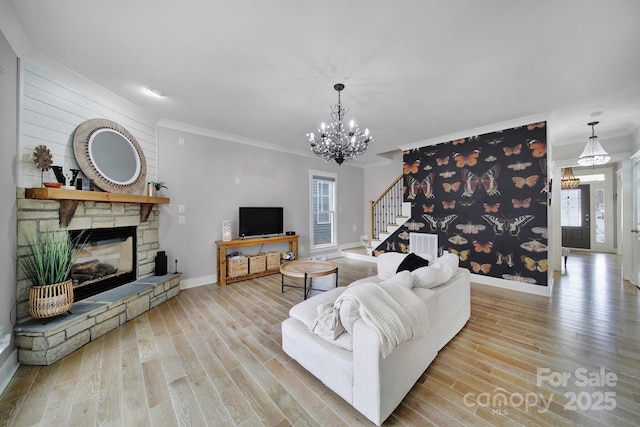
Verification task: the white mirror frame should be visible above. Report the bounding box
[73,118,147,194]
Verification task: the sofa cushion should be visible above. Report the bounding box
[377,252,434,280]
[289,287,354,351]
[377,252,409,280]
[339,271,413,335]
[396,253,430,273]
[433,253,459,271]
[411,253,459,288]
[289,287,346,328]
[411,287,436,302]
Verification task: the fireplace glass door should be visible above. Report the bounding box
[70,226,137,300]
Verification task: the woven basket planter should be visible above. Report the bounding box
[28,279,74,319]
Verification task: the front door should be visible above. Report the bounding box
[561,185,590,249]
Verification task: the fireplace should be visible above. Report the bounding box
[69,226,137,300]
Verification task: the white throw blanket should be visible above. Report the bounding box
[310,280,430,358]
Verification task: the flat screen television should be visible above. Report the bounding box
[239,207,284,238]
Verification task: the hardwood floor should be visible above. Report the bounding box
[1,252,638,426]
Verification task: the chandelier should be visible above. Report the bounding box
[577,121,610,167]
[560,167,580,189]
[307,83,372,165]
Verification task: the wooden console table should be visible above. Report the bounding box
[215,235,299,285]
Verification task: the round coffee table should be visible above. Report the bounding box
[280,260,338,300]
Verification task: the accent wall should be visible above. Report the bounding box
[374,122,549,286]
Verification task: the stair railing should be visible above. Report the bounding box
[369,175,404,246]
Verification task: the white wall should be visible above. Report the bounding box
[17,60,158,188]
[0,29,18,393]
[157,125,365,288]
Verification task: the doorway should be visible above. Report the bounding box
[561,185,590,249]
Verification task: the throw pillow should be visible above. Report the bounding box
[377,252,409,279]
[396,253,430,273]
[411,253,459,288]
[432,253,459,272]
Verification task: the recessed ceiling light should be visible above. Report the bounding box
[145,87,165,98]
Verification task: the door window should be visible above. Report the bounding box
[561,188,582,227]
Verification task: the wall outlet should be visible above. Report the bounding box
[178,216,185,224]
[178,204,185,213]
[178,137,184,146]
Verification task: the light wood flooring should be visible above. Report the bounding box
[1,252,639,426]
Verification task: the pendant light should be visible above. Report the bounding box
[577,121,610,167]
[560,167,580,189]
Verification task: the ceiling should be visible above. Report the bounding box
[2,0,640,166]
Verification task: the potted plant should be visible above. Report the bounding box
[147,181,168,197]
[18,229,79,318]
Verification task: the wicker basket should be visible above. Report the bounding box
[228,256,248,278]
[266,252,280,271]
[249,254,266,274]
[28,279,74,319]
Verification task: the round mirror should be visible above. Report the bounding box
[73,119,147,194]
[89,129,141,185]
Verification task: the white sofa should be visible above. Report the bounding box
[281,253,471,425]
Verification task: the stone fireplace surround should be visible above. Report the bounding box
[14,188,180,365]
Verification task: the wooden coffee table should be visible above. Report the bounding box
[280,260,338,300]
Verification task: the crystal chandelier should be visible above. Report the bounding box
[560,167,580,189]
[307,83,372,165]
[577,121,610,167]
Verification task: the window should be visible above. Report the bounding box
[310,172,336,248]
[578,173,605,182]
[595,188,605,243]
[561,188,582,227]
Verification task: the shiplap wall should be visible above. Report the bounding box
[18,60,158,188]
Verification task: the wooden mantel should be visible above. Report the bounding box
[25,187,170,226]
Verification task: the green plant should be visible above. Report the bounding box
[152,181,168,191]
[18,229,80,286]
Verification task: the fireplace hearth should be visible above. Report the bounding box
[70,226,137,301]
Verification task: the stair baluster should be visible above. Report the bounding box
[368,175,404,248]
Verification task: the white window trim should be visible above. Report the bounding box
[309,169,338,250]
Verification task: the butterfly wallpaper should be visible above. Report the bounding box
[375,121,549,286]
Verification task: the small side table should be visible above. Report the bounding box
[280,260,338,300]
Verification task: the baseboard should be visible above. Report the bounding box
[339,241,364,250]
[308,251,342,261]
[179,274,216,289]
[340,250,376,263]
[471,273,552,297]
[0,349,19,396]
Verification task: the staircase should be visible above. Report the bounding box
[340,175,411,261]
[367,202,412,255]
[366,175,412,255]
